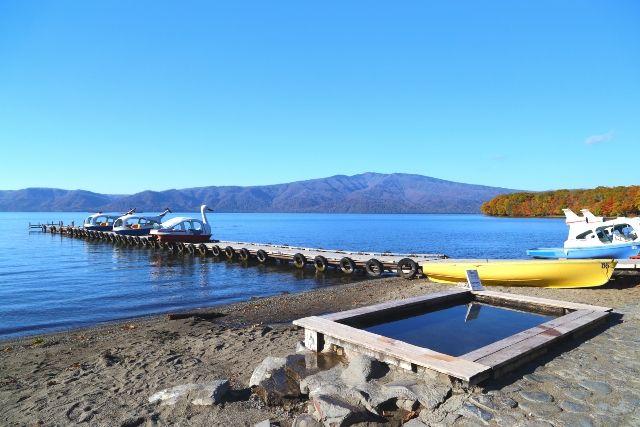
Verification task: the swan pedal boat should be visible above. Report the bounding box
[83,212,122,231]
[150,205,214,243]
[112,208,171,236]
[420,259,617,289]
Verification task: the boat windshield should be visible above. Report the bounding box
[95,215,116,225]
[595,227,613,243]
[612,224,637,241]
[576,230,595,240]
[161,218,184,229]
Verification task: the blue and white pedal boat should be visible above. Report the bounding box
[112,208,172,236]
[83,212,124,231]
[528,208,640,259]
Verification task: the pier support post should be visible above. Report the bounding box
[304,329,325,352]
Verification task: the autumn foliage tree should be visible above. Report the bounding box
[481,186,640,217]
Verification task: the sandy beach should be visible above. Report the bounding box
[1,275,639,426]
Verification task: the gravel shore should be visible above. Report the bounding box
[1,275,639,426]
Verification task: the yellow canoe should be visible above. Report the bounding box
[420,259,617,289]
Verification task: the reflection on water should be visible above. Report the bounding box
[359,303,556,356]
[0,212,565,339]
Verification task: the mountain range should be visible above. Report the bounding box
[0,173,516,213]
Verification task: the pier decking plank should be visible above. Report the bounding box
[205,240,445,267]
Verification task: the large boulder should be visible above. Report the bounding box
[302,363,398,415]
[148,380,230,406]
[383,379,451,411]
[340,353,388,384]
[309,394,382,427]
[292,414,323,427]
[250,355,307,405]
[300,365,344,395]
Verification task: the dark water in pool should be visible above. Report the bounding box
[0,212,565,339]
[359,303,556,356]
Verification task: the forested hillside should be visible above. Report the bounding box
[0,173,515,213]
[481,186,640,217]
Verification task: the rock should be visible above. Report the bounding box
[437,392,466,414]
[492,414,525,425]
[296,341,307,353]
[501,383,522,393]
[557,413,595,427]
[397,397,420,411]
[303,371,395,415]
[383,379,451,410]
[470,394,498,411]
[519,391,554,403]
[301,360,444,415]
[254,421,271,427]
[515,421,553,427]
[403,419,428,427]
[250,357,287,387]
[340,353,387,384]
[559,400,590,413]
[517,400,561,418]
[309,394,378,426]
[522,373,559,384]
[300,365,343,395]
[149,384,197,405]
[149,380,229,406]
[591,414,621,427]
[441,412,462,425]
[578,380,612,395]
[471,393,517,411]
[251,355,307,405]
[191,380,230,405]
[292,414,323,427]
[561,387,592,401]
[458,403,493,424]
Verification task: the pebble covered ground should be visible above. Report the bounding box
[443,301,640,426]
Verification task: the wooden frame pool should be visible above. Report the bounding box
[293,289,611,384]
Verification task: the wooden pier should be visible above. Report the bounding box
[42,225,447,279]
[28,221,65,231]
[39,224,640,278]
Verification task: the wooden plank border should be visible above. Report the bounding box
[294,289,611,384]
[321,289,470,322]
[471,290,612,313]
[463,310,609,378]
[293,316,492,384]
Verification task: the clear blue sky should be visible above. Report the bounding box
[1,1,638,194]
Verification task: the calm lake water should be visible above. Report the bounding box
[359,303,555,356]
[0,212,566,339]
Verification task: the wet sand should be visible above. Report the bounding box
[1,275,639,426]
